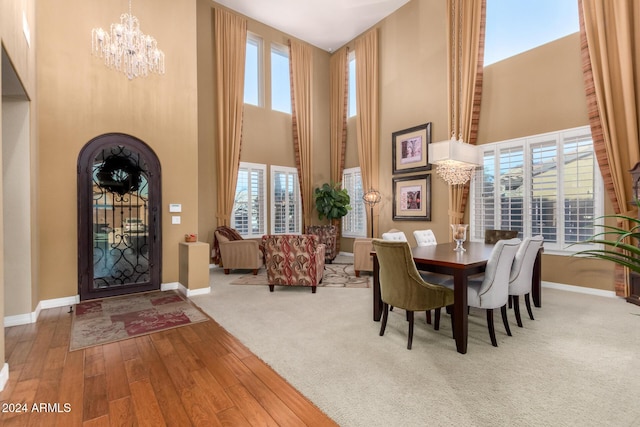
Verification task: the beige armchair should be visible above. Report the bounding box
[353,238,373,277]
[214,229,263,275]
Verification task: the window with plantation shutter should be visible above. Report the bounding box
[342,167,366,238]
[271,165,301,234]
[232,162,266,238]
[471,126,602,253]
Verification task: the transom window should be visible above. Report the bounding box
[244,33,263,107]
[470,126,603,253]
[271,43,291,114]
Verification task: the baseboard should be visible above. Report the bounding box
[4,295,79,327]
[177,283,211,297]
[161,282,179,291]
[338,251,355,258]
[542,281,618,298]
[0,363,9,392]
[4,283,187,327]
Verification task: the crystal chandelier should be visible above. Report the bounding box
[428,133,480,185]
[91,0,165,80]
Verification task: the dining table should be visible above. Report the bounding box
[371,241,542,354]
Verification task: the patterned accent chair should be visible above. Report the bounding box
[305,225,338,263]
[261,234,326,293]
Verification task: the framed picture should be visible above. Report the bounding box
[392,174,431,221]
[392,122,432,175]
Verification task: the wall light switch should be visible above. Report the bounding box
[169,203,182,212]
[172,216,181,224]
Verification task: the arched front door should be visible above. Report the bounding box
[78,133,162,300]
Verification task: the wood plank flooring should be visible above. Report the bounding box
[0,306,337,426]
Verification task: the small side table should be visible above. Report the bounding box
[179,242,210,291]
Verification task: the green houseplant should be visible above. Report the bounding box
[313,182,352,221]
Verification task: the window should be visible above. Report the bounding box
[244,33,262,106]
[348,51,357,117]
[232,162,266,238]
[270,165,301,234]
[471,126,603,253]
[342,167,366,238]
[271,43,291,114]
[484,0,579,65]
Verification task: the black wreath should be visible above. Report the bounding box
[96,156,142,195]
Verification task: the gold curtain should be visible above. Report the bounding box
[213,9,247,227]
[289,40,314,228]
[446,0,486,226]
[355,29,380,237]
[579,0,640,296]
[330,47,349,185]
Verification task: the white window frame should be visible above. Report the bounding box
[348,50,357,118]
[270,43,291,114]
[270,165,301,234]
[342,167,366,238]
[470,125,603,255]
[244,32,263,107]
[231,162,266,239]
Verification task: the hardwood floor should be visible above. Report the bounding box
[0,306,337,426]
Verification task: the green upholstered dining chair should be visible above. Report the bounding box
[372,239,454,350]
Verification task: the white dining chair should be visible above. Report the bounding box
[441,238,521,347]
[381,229,408,242]
[413,229,437,247]
[509,235,544,327]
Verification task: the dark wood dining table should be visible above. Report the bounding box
[372,241,542,354]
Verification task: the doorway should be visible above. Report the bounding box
[78,133,162,300]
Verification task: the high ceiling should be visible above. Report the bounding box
[214,0,410,52]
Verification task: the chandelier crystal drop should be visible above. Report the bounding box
[91,0,165,80]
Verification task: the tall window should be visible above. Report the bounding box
[348,51,356,117]
[232,162,266,238]
[271,43,291,114]
[471,126,602,253]
[342,167,366,238]
[244,33,262,106]
[271,165,301,234]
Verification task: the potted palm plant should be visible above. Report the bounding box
[574,210,640,273]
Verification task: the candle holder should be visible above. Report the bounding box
[450,224,468,252]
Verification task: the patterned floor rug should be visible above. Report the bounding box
[70,290,209,351]
[230,263,371,288]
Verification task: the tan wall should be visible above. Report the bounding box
[196,1,331,242]
[1,0,37,379]
[37,0,198,299]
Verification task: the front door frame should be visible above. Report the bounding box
[77,133,162,300]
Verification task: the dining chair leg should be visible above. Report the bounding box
[512,295,523,327]
[449,307,455,338]
[487,309,498,347]
[500,305,512,336]
[407,311,414,350]
[524,293,535,320]
[433,308,441,330]
[426,310,432,325]
[380,303,389,336]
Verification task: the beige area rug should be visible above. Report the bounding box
[70,290,209,351]
[230,263,371,288]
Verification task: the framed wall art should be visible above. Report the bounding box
[392,174,431,221]
[392,122,432,175]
